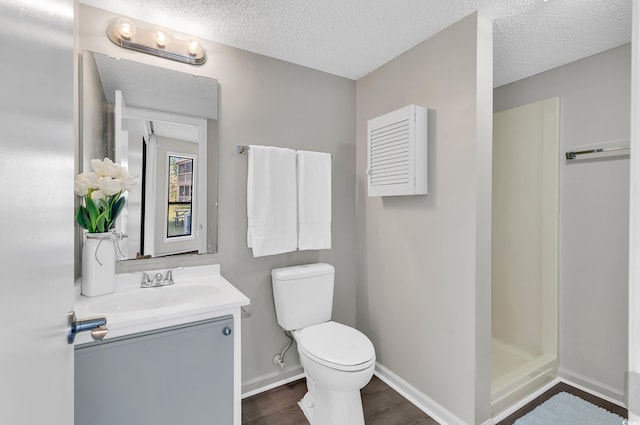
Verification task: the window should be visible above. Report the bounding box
[167,156,194,238]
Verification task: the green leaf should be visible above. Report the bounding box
[96,213,107,233]
[79,204,96,233]
[109,192,122,208]
[111,197,125,223]
[76,207,91,230]
[85,195,99,231]
[98,198,110,221]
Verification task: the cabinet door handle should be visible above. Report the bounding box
[222,327,232,336]
[67,311,108,344]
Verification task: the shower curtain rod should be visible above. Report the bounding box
[565,143,630,160]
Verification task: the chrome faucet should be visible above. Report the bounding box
[140,269,178,288]
[164,269,175,285]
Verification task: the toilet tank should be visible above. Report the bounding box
[272,263,335,331]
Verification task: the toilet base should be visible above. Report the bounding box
[291,325,374,425]
[297,381,365,425]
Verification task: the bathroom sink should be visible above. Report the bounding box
[84,285,221,314]
[73,264,250,345]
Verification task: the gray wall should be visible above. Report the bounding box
[77,4,357,392]
[355,13,493,424]
[494,44,630,402]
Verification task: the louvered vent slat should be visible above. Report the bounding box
[366,104,429,196]
[371,140,409,155]
[369,117,410,186]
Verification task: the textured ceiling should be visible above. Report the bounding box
[80,0,632,87]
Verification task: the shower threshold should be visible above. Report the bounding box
[491,340,557,416]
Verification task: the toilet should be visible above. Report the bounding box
[272,263,375,425]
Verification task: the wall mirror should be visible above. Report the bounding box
[80,51,218,262]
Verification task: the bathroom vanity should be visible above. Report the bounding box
[73,265,249,425]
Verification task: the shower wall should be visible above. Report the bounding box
[492,97,559,357]
[494,44,630,402]
[491,97,559,414]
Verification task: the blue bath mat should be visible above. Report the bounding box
[514,392,624,425]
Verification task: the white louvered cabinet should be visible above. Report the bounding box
[366,104,428,196]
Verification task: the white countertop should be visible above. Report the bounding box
[73,264,249,345]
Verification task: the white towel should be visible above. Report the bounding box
[247,145,298,257]
[297,150,331,250]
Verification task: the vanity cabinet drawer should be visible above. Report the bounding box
[75,316,234,425]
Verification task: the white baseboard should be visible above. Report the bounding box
[374,362,469,425]
[241,367,304,399]
[558,367,626,407]
[558,370,627,408]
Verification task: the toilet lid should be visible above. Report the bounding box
[298,321,375,371]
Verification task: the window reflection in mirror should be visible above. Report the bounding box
[168,156,194,238]
[143,124,206,258]
[80,51,218,263]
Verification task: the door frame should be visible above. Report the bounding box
[629,0,640,419]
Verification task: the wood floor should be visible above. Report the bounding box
[242,376,438,425]
[243,377,628,425]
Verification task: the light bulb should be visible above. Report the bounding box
[187,39,201,56]
[154,29,169,48]
[115,17,136,40]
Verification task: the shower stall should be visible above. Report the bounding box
[491,97,560,415]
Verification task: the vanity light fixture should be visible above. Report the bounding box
[107,17,206,65]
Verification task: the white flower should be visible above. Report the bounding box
[74,172,99,196]
[91,189,107,201]
[91,158,126,178]
[98,176,126,196]
[76,158,137,233]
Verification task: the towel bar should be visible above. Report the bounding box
[237,145,332,158]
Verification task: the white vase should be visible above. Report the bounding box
[82,231,116,297]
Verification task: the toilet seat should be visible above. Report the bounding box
[297,321,375,372]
